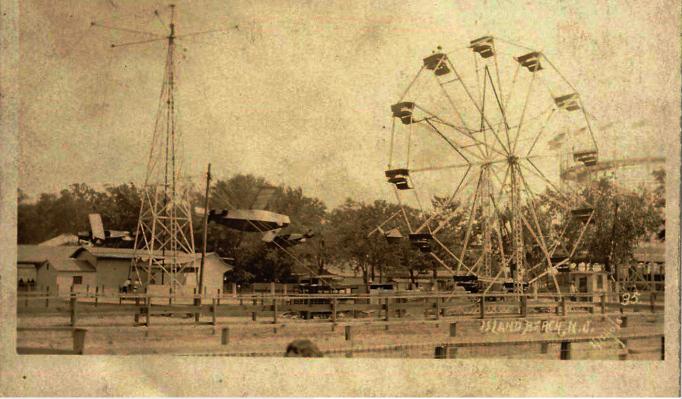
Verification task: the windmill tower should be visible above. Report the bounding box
[130,5,196,290]
[129,5,196,289]
[92,4,242,290]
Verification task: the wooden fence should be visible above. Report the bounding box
[17,288,664,330]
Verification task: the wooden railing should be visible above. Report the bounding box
[17,289,664,329]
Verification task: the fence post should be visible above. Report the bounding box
[660,336,665,360]
[212,297,217,326]
[45,286,50,308]
[270,282,276,296]
[70,291,78,327]
[217,289,221,306]
[272,297,278,324]
[221,327,230,345]
[332,297,337,324]
[168,287,173,305]
[435,296,440,320]
[561,296,567,316]
[650,292,656,313]
[194,288,200,323]
[600,293,606,317]
[252,287,257,319]
[540,342,549,354]
[479,295,486,319]
[95,286,99,307]
[520,295,527,318]
[385,298,390,322]
[449,322,457,337]
[345,325,352,341]
[232,283,237,298]
[145,294,151,327]
[559,341,571,360]
[72,328,87,355]
[134,295,140,325]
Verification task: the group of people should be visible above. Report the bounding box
[567,262,605,272]
[17,278,36,291]
[120,278,141,293]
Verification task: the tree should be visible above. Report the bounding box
[197,174,328,283]
[327,199,422,284]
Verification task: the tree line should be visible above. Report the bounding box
[18,171,665,285]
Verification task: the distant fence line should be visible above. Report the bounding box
[17,287,664,330]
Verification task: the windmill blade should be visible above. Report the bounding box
[89,213,106,241]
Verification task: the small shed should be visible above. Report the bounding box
[569,270,609,302]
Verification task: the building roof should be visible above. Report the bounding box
[17,245,80,264]
[77,246,233,270]
[18,245,230,273]
[38,233,80,247]
[17,245,95,272]
[75,246,195,263]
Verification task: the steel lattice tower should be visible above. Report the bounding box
[129,5,196,289]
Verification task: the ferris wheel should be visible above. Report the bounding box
[382,36,599,295]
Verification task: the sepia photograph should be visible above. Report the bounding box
[1,0,680,396]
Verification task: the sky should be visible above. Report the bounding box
[19,0,679,209]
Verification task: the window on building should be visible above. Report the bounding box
[72,276,83,285]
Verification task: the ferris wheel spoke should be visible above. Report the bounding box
[524,108,556,157]
[408,174,428,221]
[517,165,553,257]
[503,62,521,111]
[428,251,460,276]
[421,119,476,162]
[399,65,426,102]
[422,118,505,160]
[520,159,573,203]
[432,67,474,134]
[577,98,599,150]
[430,180,477,235]
[414,164,474,234]
[468,251,486,275]
[567,209,595,259]
[431,238,475,275]
[444,58,511,155]
[484,65,513,150]
[519,213,562,295]
[456,169,484,273]
[492,42,506,111]
[411,162,473,173]
[392,186,413,232]
[541,54,578,96]
[517,161,574,213]
[511,71,537,154]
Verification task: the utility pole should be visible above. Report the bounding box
[198,163,212,299]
